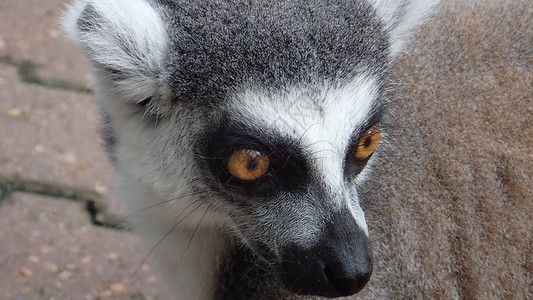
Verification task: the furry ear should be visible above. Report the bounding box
[63,0,168,103]
[367,0,440,56]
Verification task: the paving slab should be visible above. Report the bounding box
[0,0,92,89]
[0,192,162,300]
[0,64,113,194]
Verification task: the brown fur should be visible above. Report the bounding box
[357,0,532,298]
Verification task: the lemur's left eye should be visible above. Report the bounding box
[354,124,381,160]
[227,150,270,181]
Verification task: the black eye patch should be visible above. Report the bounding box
[138,96,152,107]
[202,122,309,197]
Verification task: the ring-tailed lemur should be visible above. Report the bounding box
[65,0,439,298]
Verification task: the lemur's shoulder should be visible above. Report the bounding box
[362,0,533,298]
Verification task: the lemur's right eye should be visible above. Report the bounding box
[227,150,270,181]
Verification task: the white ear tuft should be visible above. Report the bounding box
[367,0,441,56]
[63,0,168,102]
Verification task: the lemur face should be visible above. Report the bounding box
[202,77,383,296]
[65,0,439,297]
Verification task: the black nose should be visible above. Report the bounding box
[280,228,372,297]
[324,259,372,296]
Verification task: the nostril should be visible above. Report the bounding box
[324,265,372,296]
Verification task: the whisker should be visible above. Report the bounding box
[299,138,345,159]
[291,272,308,294]
[248,269,281,282]
[131,199,206,278]
[284,122,320,152]
[195,153,219,160]
[174,203,212,275]
[125,190,209,218]
[307,148,339,156]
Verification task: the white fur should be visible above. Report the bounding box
[107,107,235,298]
[63,0,169,102]
[229,75,381,235]
[116,179,228,299]
[367,0,440,55]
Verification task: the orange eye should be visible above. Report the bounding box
[354,124,381,160]
[227,150,270,181]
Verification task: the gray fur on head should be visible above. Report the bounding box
[157,0,389,104]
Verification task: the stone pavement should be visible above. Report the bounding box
[0,1,163,299]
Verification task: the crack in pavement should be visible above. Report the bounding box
[0,57,128,230]
[0,176,126,230]
[0,55,93,94]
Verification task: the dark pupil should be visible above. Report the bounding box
[246,159,258,170]
[363,137,372,147]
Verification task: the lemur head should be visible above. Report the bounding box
[65,0,439,297]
